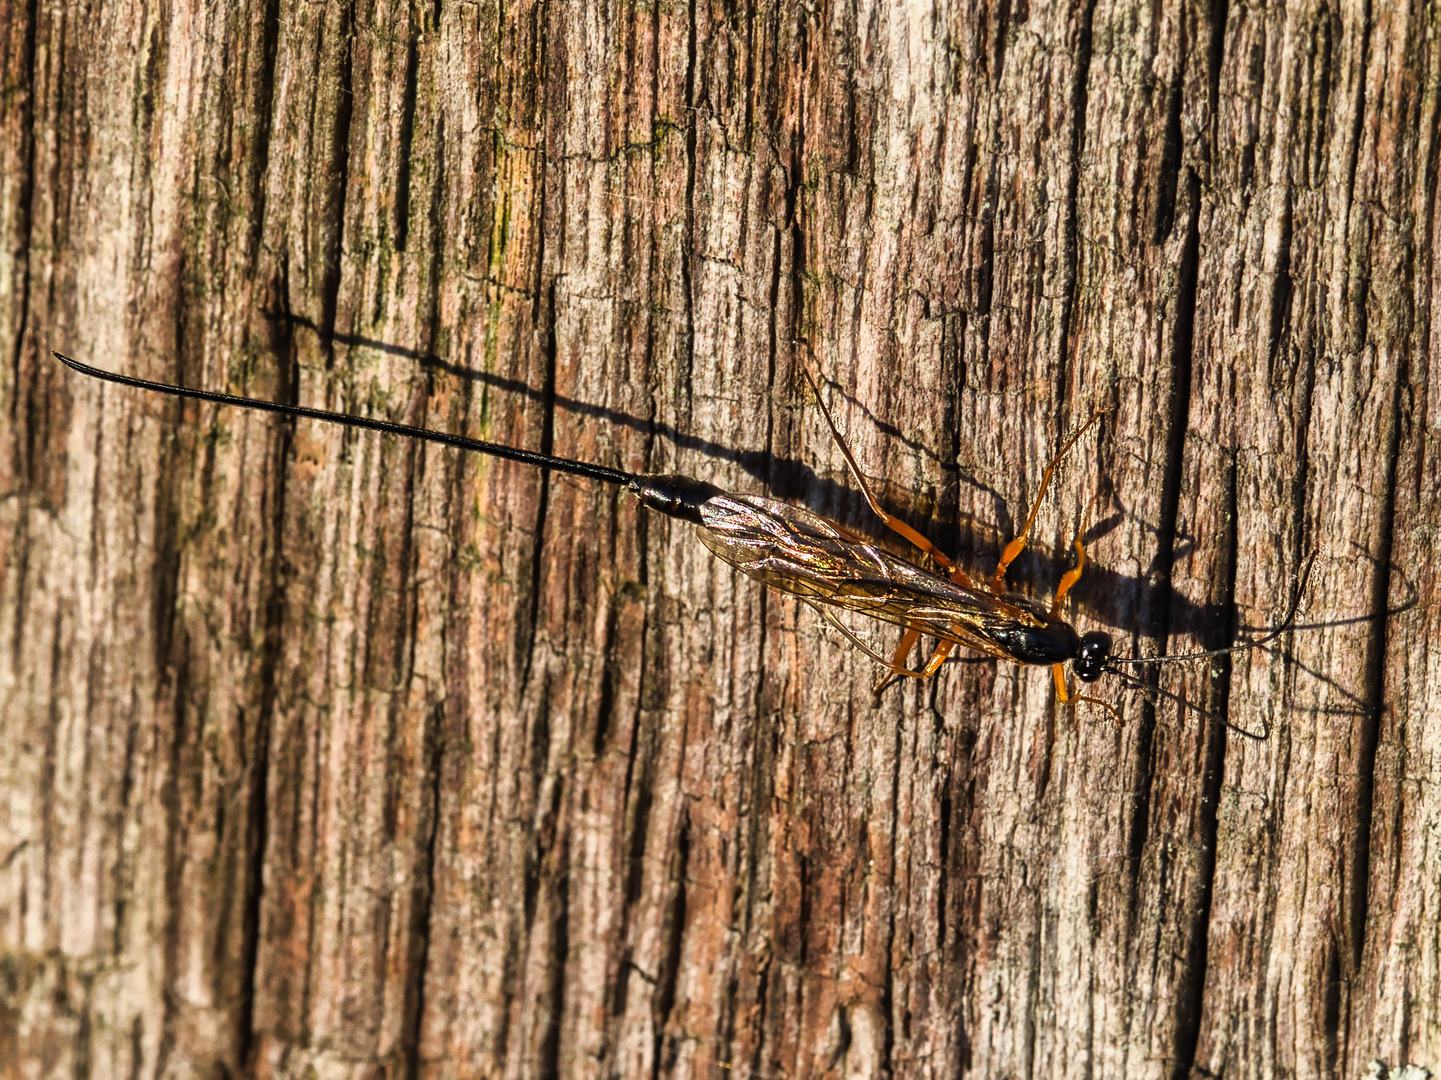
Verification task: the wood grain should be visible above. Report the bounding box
[1,0,1434,1077]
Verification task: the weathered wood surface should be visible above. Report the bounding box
[1,0,1436,1076]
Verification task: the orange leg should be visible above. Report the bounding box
[800,358,975,586]
[891,628,923,670]
[1055,662,1123,725]
[918,640,956,677]
[873,628,923,693]
[814,608,945,690]
[989,412,1103,593]
[1073,695,1123,726]
[1050,539,1087,618]
[1051,532,1119,719]
[871,630,958,693]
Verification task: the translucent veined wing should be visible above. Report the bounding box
[696,494,1046,657]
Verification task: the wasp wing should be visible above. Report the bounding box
[696,494,1044,657]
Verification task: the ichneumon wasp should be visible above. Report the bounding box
[54,349,1308,725]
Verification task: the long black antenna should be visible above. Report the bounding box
[1105,552,1315,667]
[54,352,639,488]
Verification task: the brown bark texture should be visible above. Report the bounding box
[1,0,1437,1076]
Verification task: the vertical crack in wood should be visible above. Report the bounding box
[748,950,774,1080]
[1171,445,1237,1080]
[1205,0,1230,167]
[1265,187,1293,371]
[126,1015,143,1080]
[1154,34,1185,244]
[538,853,572,1080]
[612,711,651,1033]
[318,1,355,360]
[1308,10,1336,191]
[155,620,191,1078]
[112,712,138,959]
[764,115,788,518]
[737,708,776,1075]
[8,504,31,685]
[407,239,473,1074]
[785,23,806,339]
[246,0,282,267]
[1342,1,1374,232]
[151,298,187,690]
[1055,0,1096,421]
[743,619,769,1066]
[522,669,556,931]
[624,737,653,910]
[718,965,741,1080]
[593,605,619,759]
[976,147,997,338]
[401,700,445,1080]
[680,0,700,406]
[39,605,61,945]
[6,0,38,424]
[1344,283,1408,1073]
[152,209,199,1076]
[73,982,93,1080]
[237,316,295,1073]
[426,115,447,365]
[881,691,904,1076]
[1127,166,1203,915]
[520,274,557,695]
[394,1,420,254]
[385,295,431,1074]
[382,401,421,702]
[1022,883,1041,1080]
[976,0,1007,338]
[652,811,690,1080]
[647,0,664,450]
[522,5,559,692]
[1322,939,1343,1075]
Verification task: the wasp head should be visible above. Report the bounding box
[1074,632,1112,682]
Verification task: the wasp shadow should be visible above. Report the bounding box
[268,317,1418,675]
[268,311,780,483]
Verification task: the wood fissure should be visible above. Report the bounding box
[1056,0,1097,418]
[5,0,38,425]
[1171,447,1239,1080]
[317,2,356,360]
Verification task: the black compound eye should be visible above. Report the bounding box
[1075,632,1112,682]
